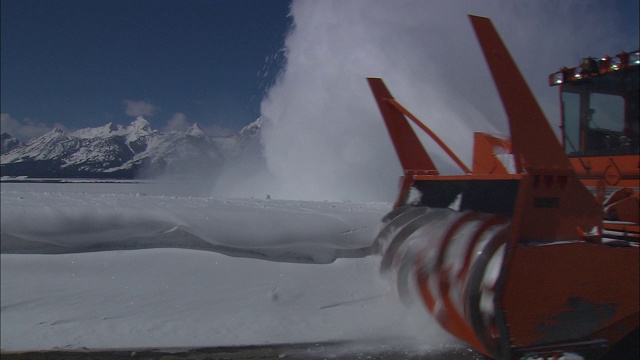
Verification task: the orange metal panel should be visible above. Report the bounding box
[604,196,639,223]
[603,221,640,235]
[510,175,602,243]
[469,16,573,174]
[468,15,602,243]
[499,242,639,349]
[386,98,471,174]
[569,155,640,191]
[472,132,513,175]
[367,78,438,176]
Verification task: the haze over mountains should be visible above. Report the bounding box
[0,117,264,180]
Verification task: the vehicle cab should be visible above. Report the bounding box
[549,50,640,194]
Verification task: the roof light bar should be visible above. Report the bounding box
[630,50,640,66]
[548,49,639,86]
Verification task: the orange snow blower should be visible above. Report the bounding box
[369,16,639,359]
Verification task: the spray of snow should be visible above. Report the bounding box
[244,0,634,202]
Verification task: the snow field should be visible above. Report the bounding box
[0,182,458,353]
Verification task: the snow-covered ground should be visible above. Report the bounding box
[0,181,468,356]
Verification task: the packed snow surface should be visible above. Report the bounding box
[0,181,460,353]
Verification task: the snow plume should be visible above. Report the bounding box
[123,99,156,117]
[253,0,635,202]
[164,112,190,132]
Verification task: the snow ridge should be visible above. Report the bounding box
[0,189,388,263]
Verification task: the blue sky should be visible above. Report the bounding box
[1,0,291,139]
[1,0,638,145]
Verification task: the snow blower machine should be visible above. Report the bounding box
[368,16,639,359]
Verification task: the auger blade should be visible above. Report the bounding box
[379,208,454,273]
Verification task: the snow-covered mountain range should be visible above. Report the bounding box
[1,117,264,179]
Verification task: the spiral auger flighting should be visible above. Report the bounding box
[368,15,639,360]
[376,207,511,353]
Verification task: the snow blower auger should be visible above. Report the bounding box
[368,16,639,360]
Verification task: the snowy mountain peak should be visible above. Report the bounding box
[126,117,154,143]
[129,117,152,132]
[238,117,264,138]
[185,123,207,137]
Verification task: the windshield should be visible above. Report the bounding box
[561,68,639,156]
